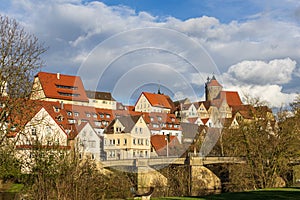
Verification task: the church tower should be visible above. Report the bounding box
[205,75,222,101]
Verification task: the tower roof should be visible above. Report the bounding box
[207,75,222,87]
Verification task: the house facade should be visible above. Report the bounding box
[103,115,151,160]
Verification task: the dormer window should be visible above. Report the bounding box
[54,107,59,112]
[106,114,110,118]
[86,113,91,117]
[74,112,79,117]
[67,111,72,116]
[92,113,97,118]
[31,127,36,135]
[57,115,63,122]
[56,84,78,90]
[99,113,104,118]
[157,116,162,121]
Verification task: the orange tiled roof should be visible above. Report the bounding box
[36,72,89,102]
[151,134,177,151]
[213,91,242,107]
[201,118,209,125]
[141,92,173,109]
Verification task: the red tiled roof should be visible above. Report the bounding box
[151,135,177,151]
[35,72,89,102]
[140,92,173,109]
[222,91,242,106]
[39,101,114,130]
[201,118,209,125]
[214,91,242,107]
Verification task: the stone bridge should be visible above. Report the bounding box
[99,156,246,196]
[101,156,246,168]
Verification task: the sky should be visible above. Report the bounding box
[1,0,300,107]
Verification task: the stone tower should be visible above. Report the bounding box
[205,75,222,101]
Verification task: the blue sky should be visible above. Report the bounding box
[94,0,296,22]
[1,0,300,106]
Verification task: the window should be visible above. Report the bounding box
[95,121,101,127]
[67,111,72,116]
[93,113,97,118]
[31,127,36,135]
[109,139,115,145]
[117,139,120,145]
[74,112,79,117]
[54,107,59,112]
[157,116,162,121]
[56,84,78,90]
[124,138,127,145]
[68,119,76,124]
[100,113,104,118]
[140,127,142,134]
[58,92,80,97]
[133,138,136,145]
[86,113,91,117]
[57,116,63,122]
[150,117,154,122]
[89,140,96,148]
[106,114,110,118]
[146,139,149,145]
[91,154,95,160]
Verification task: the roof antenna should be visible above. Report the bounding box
[157,80,161,94]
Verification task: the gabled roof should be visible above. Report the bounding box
[197,101,211,110]
[105,115,142,133]
[35,72,89,102]
[232,104,255,119]
[85,90,116,101]
[218,91,243,106]
[151,135,184,157]
[173,98,190,107]
[206,76,222,87]
[201,118,210,125]
[40,101,114,130]
[139,92,173,109]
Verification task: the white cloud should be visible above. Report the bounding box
[224,84,297,107]
[227,58,296,85]
[3,0,300,106]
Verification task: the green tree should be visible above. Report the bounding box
[223,97,300,191]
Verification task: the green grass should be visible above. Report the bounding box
[6,183,24,193]
[152,188,300,200]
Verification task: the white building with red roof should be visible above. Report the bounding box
[135,92,174,113]
[31,72,89,105]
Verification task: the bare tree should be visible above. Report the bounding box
[0,14,46,180]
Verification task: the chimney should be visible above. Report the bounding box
[57,73,60,80]
[60,101,64,109]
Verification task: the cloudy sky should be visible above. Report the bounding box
[1,0,300,107]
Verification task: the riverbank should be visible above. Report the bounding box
[152,188,300,200]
